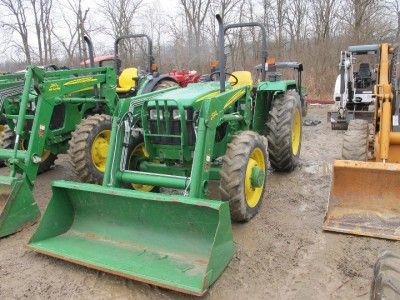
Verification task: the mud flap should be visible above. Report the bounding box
[323,160,400,240]
[28,180,235,296]
[0,176,40,238]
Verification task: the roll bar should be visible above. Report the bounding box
[114,34,154,75]
[216,14,268,92]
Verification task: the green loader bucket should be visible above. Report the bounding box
[0,176,40,237]
[28,180,234,296]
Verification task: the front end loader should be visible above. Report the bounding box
[28,15,305,295]
[323,43,400,240]
[0,65,119,237]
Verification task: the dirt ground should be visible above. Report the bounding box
[0,105,397,300]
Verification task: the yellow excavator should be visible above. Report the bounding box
[323,43,400,240]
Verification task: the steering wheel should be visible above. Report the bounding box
[209,71,239,86]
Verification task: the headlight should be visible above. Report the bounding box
[172,109,187,120]
[149,109,163,120]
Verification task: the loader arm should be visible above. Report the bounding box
[0,65,117,238]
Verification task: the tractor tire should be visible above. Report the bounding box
[342,119,369,161]
[0,125,57,173]
[348,118,369,131]
[219,131,268,222]
[124,132,159,192]
[0,125,14,150]
[152,79,179,91]
[266,89,302,171]
[371,250,400,300]
[69,114,112,184]
[0,126,13,167]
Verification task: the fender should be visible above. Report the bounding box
[142,75,178,94]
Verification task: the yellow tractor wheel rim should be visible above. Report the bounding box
[41,149,51,161]
[244,147,265,208]
[21,138,51,161]
[129,143,155,192]
[292,109,301,155]
[91,130,111,172]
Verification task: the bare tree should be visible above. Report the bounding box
[285,0,307,45]
[52,0,89,65]
[179,0,212,67]
[101,0,143,38]
[0,0,31,63]
[387,0,400,38]
[310,0,337,41]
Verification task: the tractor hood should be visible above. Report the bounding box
[146,81,230,109]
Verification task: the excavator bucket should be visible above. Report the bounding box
[323,160,400,240]
[28,180,234,296]
[0,176,40,237]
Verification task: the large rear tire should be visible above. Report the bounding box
[342,119,369,161]
[371,250,400,300]
[266,90,302,171]
[152,78,178,91]
[219,131,268,222]
[69,114,112,184]
[0,125,56,173]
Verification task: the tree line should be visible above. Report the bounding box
[0,0,399,97]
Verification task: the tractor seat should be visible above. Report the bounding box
[116,68,138,93]
[228,71,253,89]
[357,63,372,89]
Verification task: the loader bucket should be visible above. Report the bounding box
[0,176,40,238]
[28,180,234,296]
[323,160,400,240]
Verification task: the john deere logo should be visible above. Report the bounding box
[48,83,60,92]
[64,77,97,86]
[210,111,219,120]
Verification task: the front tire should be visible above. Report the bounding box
[219,131,268,222]
[68,114,112,184]
[266,90,302,171]
[342,119,369,161]
[371,250,400,300]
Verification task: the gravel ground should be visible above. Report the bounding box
[0,105,397,300]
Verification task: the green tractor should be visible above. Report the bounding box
[69,33,179,184]
[28,15,304,296]
[0,35,179,238]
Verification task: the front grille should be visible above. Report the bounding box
[147,107,196,146]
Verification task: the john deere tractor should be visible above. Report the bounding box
[68,33,178,183]
[28,15,305,296]
[0,36,178,238]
